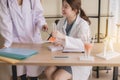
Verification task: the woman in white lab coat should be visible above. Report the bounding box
[45,0,92,80]
[0,0,48,80]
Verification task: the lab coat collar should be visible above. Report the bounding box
[62,19,67,35]
[62,15,81,36]
[69,15,81,35]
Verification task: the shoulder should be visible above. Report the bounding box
[79,17,89,27]
[56,18,65,30]
[74,16,90,34]
[58,18,65,24]
[77,16,89,29]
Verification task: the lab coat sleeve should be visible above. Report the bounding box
[0,0,13,47]
[62,18,90,51]
[32,0,46,29]
[78,20,91,42]
[64,36,84,51]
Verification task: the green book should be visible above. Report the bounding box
[0,48,38,60]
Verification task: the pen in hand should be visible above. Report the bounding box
[45,31,56,42]
[44,31,52,40]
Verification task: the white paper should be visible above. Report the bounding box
[48,45,63,52]
[62,48,84,53]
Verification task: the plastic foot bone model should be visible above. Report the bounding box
[96,36,120,60]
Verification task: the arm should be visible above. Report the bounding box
[52,30,85,51]
[65,21,90,50]
[64,36,84,51]
[0,0,13,47]
[54,18,90,51]
[32,0,47,29]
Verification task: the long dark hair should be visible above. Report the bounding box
[62,0,91,25]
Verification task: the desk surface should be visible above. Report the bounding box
[3,43,118,67]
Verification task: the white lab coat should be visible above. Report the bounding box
[57,15,92,80]
[0,0,46,76]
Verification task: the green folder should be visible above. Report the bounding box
[0,48,38,60]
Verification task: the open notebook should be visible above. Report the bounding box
[48,45,84,53]
[0,48,38,60]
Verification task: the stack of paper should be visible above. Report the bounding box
[48,45,63,52]
[63,49,84,53]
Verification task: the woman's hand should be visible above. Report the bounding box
[42,24,48,31]
[52,30,65,40]
[53,39,63,46]
[52,31,65,47]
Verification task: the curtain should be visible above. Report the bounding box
[108,0,120,38]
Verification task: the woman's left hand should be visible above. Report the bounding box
[52,30,65,40]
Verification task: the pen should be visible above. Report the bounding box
[62,51,85,53]
[53,56,69,58]
[45,31,52,40]
[46,31,51,36]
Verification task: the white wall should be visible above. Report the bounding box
[82,0,109,37]
[42,0,62,16]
